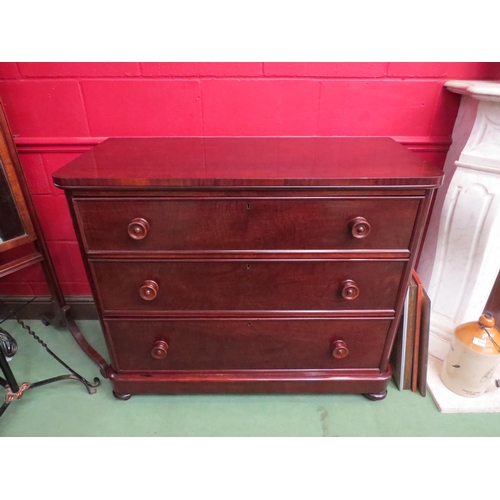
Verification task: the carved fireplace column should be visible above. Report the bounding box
[418,80,500,361]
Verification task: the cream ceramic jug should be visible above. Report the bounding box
[440,312,500,397]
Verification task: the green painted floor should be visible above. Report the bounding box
[1,319,499,437]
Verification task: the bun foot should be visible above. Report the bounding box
[113,391,132,401]
[363,390,387,401]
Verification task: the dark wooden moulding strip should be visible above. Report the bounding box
[86,252,411,260]
[107,368,393,396]
[101,310,396,320]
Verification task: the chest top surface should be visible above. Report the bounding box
[52,137,444,189]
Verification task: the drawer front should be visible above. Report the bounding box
[105,318,392,371]
[74,197,420,252]
[91,260,405,312]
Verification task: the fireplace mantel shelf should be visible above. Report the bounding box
[445,80,500,102]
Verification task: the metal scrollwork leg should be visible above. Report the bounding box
[0,381,30,418]
[29,375,100,395]
[0,298,102,419]
[5,382,31,402]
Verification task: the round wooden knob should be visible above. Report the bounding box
[331,340,349,359]
[349,217,371,239]
[151,340,168,359]
[139,280,159,301]
[128,218,150,240]
[341,279,359,300]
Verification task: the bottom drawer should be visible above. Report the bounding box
[105,318,392,372]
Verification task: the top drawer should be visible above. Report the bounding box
[74,196,420,253]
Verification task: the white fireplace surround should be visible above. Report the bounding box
[417,80,500,413]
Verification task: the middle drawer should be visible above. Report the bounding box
[90,260,405,313]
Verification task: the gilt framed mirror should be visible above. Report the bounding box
[0,107,35,252]
[0,100,108,376]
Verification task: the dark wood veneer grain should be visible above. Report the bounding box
[90,259,405,313]
[53,137,444,189]
[105,318,392,371]
[74,196,421,252]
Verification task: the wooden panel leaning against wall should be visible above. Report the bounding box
[485,271,500,320]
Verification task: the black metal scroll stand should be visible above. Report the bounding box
[0,298,100,419]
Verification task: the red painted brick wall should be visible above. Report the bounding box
[1,62,499,297]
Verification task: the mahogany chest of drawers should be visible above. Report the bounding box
[53,137,443,400]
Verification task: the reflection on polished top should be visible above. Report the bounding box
[52,137,444,189]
